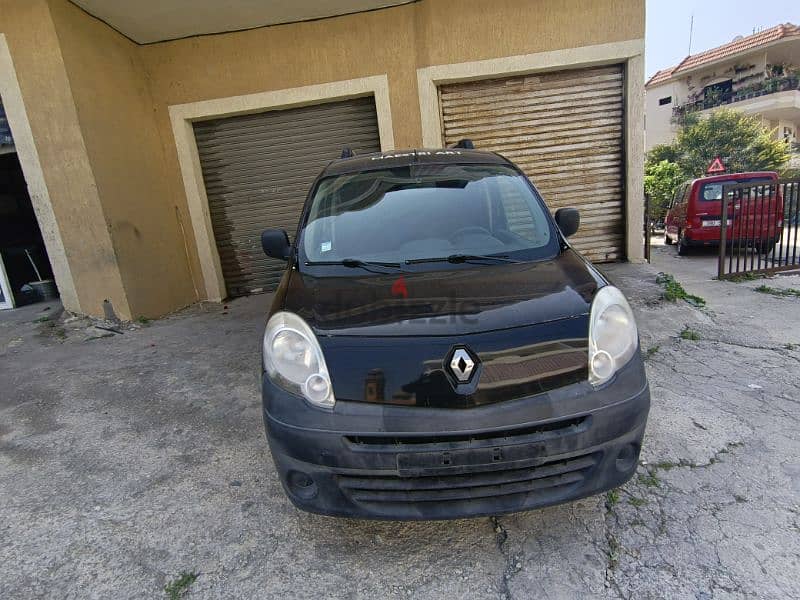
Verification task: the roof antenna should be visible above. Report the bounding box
[449,139,475,149]
[688,14,694,55]
[340,147,355,159]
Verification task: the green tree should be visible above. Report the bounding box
[672,109,790,176]
[646,143,679,165]
[644,160,683,220]
[644,108,790,220]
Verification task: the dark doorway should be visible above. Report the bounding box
[0,150,56,306]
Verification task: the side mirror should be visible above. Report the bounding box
[555,208,580,238]
[261,228,291,260]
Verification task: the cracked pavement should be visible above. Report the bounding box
[1,243,799,599]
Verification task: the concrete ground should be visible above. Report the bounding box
[2,243,799,599]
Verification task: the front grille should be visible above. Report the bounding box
[337,451,600,504]
[345,415,588,450]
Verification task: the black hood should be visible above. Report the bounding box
[275,249,605,409]
[283,249,604,337]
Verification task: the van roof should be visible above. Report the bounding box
[322,148,511,176]
[690,171,778,186]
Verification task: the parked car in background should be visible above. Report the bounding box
[665,171,783,255]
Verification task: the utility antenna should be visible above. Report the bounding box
[688,14,694,55]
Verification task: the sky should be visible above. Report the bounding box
[646,0,799,79]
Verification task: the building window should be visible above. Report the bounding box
[659,96,672,106]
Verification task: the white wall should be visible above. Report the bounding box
[644,81,679,151]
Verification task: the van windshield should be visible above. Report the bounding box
[300,164,559,264]
[700,178,774,201]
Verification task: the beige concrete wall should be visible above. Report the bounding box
[1,0,645,315]
[415,0,643,66]
[47,0,197,318]
[0,0,129,317]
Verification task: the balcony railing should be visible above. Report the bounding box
[673,76,800,120]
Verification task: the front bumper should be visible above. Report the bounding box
[685,226,778,245]
[262,357,650,520]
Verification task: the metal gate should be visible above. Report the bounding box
[439,65,626,262]
[194,96,381,297]
[718,178,800,278]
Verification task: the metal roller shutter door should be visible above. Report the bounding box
[439,65,626,262]
[194,96,381,297]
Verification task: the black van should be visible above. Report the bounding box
[259,145,650,520]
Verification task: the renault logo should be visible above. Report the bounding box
[448,347,477,383]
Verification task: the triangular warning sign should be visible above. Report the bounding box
[706,156,726,174]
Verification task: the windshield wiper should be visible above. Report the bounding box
[405,253,517,265]
[305,258,403,272]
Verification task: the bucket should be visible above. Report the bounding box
[29,279,59,300]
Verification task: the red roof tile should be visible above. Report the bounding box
[646,22,800,88]
[646,67,676,87]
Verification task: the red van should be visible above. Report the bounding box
[664,171,783,255]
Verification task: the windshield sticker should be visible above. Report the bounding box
[391,275,408,299]
[320,241,332,253]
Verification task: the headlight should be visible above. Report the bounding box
[263,312,334,408]
[588,286,638,386]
